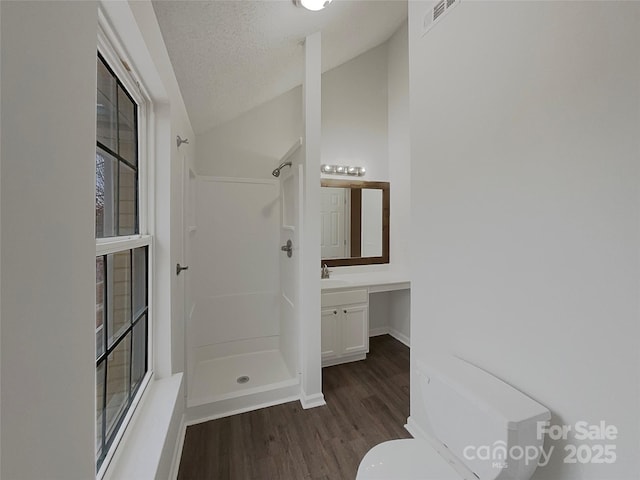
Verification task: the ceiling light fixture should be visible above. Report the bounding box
[294,0,333,12]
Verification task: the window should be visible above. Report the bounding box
[95,53,151,473]
[96,54,138,237]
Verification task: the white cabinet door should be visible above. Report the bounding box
[342,305,368,354]
[321,307,339,358]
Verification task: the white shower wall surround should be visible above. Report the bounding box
[188,164,302,414]
[278,166,302,381]
[194,178,280,346]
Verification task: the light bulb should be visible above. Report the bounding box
[300,0,332,11]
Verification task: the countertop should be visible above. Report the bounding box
[320,271,411,293]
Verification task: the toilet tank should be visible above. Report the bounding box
[417,356,550,480]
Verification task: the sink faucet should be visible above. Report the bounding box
[321,264,331,279]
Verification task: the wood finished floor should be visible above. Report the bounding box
[177,335,411,480]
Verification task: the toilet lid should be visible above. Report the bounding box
[356,439,462,480]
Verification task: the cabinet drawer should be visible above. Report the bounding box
[321,289,368,308]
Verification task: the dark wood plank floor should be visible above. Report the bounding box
[178,335,411,480]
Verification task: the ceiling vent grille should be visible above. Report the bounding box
[433,0,446,20]
[422,0,460,36]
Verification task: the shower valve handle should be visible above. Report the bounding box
[176,263,189,275]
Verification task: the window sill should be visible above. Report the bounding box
[101,373,184,480]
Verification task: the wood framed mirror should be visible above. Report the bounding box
[320,179,389,267]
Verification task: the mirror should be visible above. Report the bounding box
[320,179,389,267]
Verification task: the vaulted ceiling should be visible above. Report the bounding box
[152,0,407,134]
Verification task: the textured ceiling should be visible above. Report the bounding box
[152,0,407,134]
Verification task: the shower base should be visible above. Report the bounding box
[186,348,300,423]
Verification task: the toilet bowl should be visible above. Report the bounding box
[358,438,461,479]
[356,356,551,480]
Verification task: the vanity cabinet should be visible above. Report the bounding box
[321,289,369,367]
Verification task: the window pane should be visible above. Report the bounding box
[96,360,105,460]
[131,315,147,392]
[97,58,117,151]
[96,257,105,358]
[96,148,118,238]
[107,251,131,347]
[133,247,147,318]
[118,86,137,166]
[118,162,137,236]
[105,333,131,439]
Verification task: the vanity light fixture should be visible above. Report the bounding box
[321,164,366,176]
[293,0,333,11]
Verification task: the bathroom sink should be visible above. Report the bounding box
[321,278,352,289]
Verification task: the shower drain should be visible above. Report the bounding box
[236,375,250,384]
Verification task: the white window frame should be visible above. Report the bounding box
[96,16,155,479]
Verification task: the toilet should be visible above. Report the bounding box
[356,355,551,480]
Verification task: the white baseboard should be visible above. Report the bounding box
[405,415,427,440]
[388,327,410,347]
[300,391,326,409]
[368,327,389,337]
[321,352,366,367]
[369,326,410,348]
[170,414,186,480]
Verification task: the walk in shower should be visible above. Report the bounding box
[186,140,303,420]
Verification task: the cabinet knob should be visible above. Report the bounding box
[343,309,347,314]
[333,310,337,315]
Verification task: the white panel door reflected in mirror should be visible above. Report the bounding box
[320,187,348,259]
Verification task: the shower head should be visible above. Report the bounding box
[272,161,292,178]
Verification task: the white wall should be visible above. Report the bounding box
[0,1,194,477]
[387,21,410,274]
[196,39,391,184]
[196,86,302,178]
[1,2,97,477]
[408,2,639,479]
[300,31,324,408]
[369,290,411,346]
[389,289,410,345]
[321,42,389,182]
